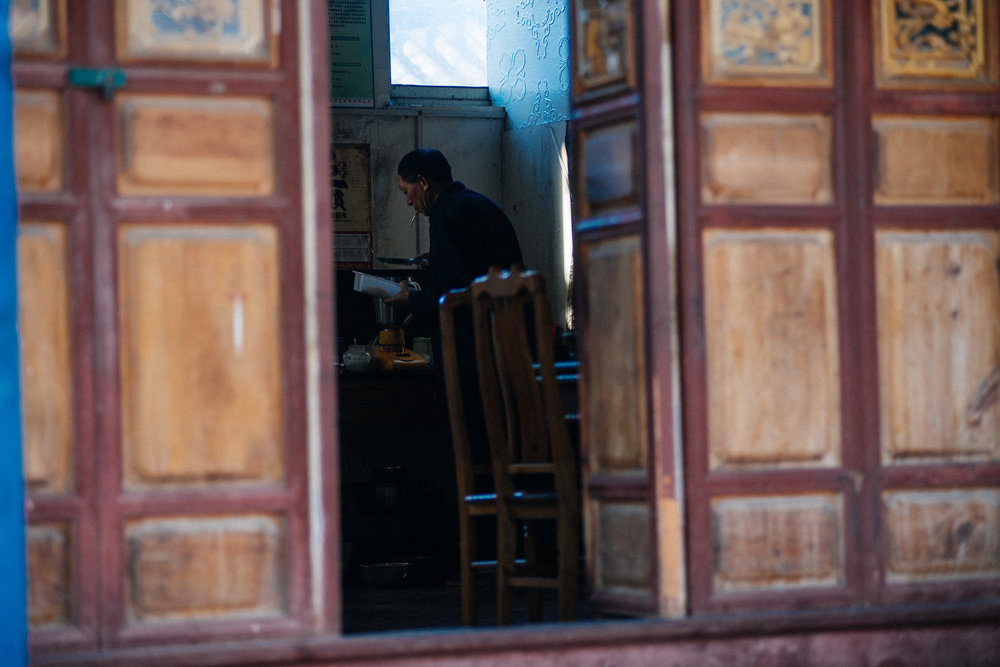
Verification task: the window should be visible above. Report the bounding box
[389,0,487,86]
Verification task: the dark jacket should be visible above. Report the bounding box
[407,181,523,329]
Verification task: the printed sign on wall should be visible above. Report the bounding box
[332,143,372,268]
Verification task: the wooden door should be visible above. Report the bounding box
[14,1,335,652]
[569,0,684,617]
[571,0,999,620]
[675,0,1000,614]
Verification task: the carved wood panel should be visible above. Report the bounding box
[873,0,999,89]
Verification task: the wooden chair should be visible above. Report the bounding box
[468,266,579,624]
[438,287,498,626]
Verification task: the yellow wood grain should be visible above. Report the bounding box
[877,230,1000,463]
[704,228,841,469]
[14,89,63,192]
[118,224,285,487]
[583,235,648,472]
[873,116,999,205]
[117,95,275,196]
[701,113,833,204]
[18,222,73,494]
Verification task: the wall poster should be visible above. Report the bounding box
[332,143,372,269]
[328,0,375,106]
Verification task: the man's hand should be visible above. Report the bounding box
[384,281,411,307]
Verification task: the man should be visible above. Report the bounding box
[385,148,523,343]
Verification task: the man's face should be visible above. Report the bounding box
[397,174,430,216]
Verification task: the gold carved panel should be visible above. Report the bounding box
[119,224,285,488]
[704,229,841,470]
[115,0,278,67]
[18,222,73,495]
[14,89,63,192]
[125,515,286,622]
[572,0,636,100]
[582,235,647,473]
[28,522,72,628]
[874,0,999,89]
[10,0,66,58]
[594,501,652,593]
[884,489,1000,582]
[701,0,833,87]
[877,231,1000,464]
[873,116,999,205]
[117,95,275,196]
[712,493,844,592]
[701,113,833,204]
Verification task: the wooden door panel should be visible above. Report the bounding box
[114,0,278,67]
[10,0,66,59]
[704,228,841,470]
[876,230,1000,463]
[582,234,647,473]
[118,224,284,488]
[14,89,64,192]
[872,116,999,205]
[883,488,1000,583]
[27,522,73,628]
[712,493,844,592]
[872,0,998,89]
[124,515,286,623]
[593,501,652,593]
[117,95,275,196]
[699,0,834,88]
[17,222,74,494]
[700,113,833,204]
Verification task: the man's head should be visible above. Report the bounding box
[397,149,453,215]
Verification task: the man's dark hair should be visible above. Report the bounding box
[397,148,453,184]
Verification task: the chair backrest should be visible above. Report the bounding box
[468,267,577,502]
[439,287,482,504]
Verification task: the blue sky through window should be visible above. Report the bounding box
[389,0,487,86]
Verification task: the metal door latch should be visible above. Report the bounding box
[68,68,127,99]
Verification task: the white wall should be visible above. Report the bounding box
[333,105,505,263]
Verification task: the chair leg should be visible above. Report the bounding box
[557,514,578,622]
[496,512,516,625]
[523,521,543,623]
[460,513,477,626]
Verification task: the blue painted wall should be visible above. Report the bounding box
[0,0,29,663]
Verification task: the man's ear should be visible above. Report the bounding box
[417,174,430,190]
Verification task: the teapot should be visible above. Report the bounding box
[342,344,372,372]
